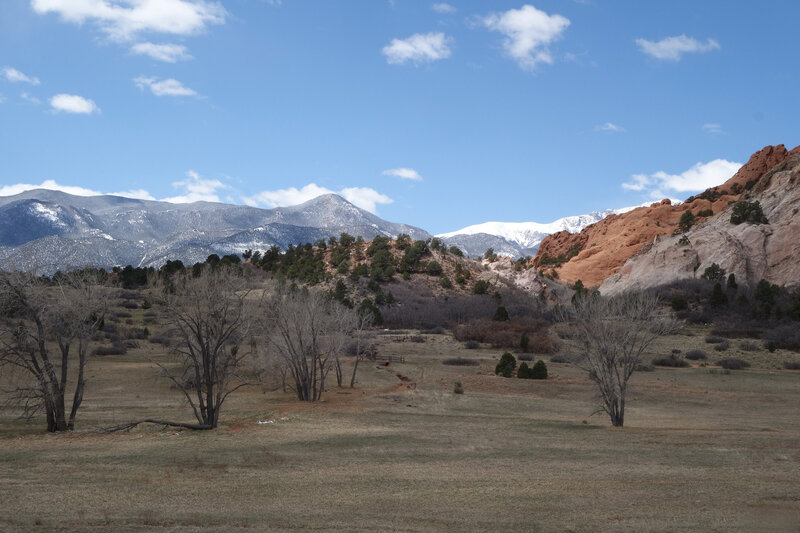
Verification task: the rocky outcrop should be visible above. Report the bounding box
[601,153,800,294]
[532,145,797,287]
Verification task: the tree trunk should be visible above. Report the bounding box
[350,357,360,388]
[334,356,343,387]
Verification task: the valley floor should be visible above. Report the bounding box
[1,333,799,532]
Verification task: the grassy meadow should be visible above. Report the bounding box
[1,319,799,532]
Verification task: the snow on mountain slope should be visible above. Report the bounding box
[438,206,643,250]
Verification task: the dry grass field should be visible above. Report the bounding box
[1,328,799,532]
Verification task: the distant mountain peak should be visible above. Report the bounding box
[0,190,429,274]
[436,205,644,258]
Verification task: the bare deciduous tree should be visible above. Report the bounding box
[349,312,374,388]
[150,266,253,429]
[262,285,356,401]
[563,292,677,427]
[0,271,105,432]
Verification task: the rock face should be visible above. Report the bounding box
[533,145,797,287]
[601,152,800,294]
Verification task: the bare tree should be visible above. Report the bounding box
[262,285,356,401]
[563,292,677,427]
[0,270,106,432]
[150,266,253,429]
[349,312,374,388]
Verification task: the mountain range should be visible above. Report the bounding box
[0,187,631,274]
[0,190,429,274]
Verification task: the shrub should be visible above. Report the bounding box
[671,295,688,311]
[439,276,453,289]
[492,306,509,322]
[702,263,726,282]
[120,300,139,310]
[761,325,800,351]
[495,352,516,378]
[453,381,464,394]
[678,210,695,232]
[739,340,758,352]
[766,341,777,353]
[443,358,479,366]
[472,280,490,295]
[421,326,445,335]
[783,361,800,370]
[148,335,172,346]
[730,200,768,225]
[713,341,730,351]
[517,353,533,361]
[636,363,655,372]
[519,332,530,352]
[464,340,480,349]
[453,319,558,353]
[93,343,127,356]
[652,354,689,367]
[549,354,572,363]
[123,327,149,340]
[705,336,724,344]
[718,358,750,370]
[709,283,728,307]
[685,349,707,360]
[408,335,425,343]
[530,360,548,379]
[517,362,530,378]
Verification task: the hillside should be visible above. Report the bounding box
[532,144,799,287]
[601,150,800,294]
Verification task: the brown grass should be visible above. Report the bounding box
[0,327,799,531]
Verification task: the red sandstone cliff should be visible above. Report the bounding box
[532,145,798,287]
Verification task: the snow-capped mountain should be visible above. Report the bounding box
[437,206,642,259]
[0,190,430,274]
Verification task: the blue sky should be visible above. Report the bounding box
[1,0,798,234]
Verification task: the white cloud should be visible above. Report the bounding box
[21,92,42,105]
[134,76,197,97]
[382,168,423,181]
[49,94,100,114]
[431,3,456,14]
[702,123,723,134]
[596,122,625,133]
[636,34,720,61]
[244,183,393,214]
[111,188,157,200]
[623,159,742,199]
[484,5,570,70]
[30,0,227,42]
[162,170,227,203]
[2,67,40,85]
[0,179,154,200]
[339,187,394,213]
[131,42,192,62]
[383,32,453,65]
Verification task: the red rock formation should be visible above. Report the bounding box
[532,145,797,287]
[602,150,800,294]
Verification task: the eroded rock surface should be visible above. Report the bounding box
[533,145,797,287]
[601,153,800,294]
